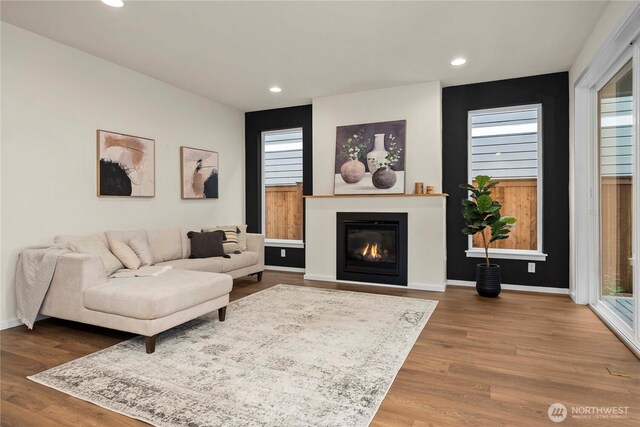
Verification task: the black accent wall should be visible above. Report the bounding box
[442,72,569,288]
[245,105,312,269]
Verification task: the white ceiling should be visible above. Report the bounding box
[1,1,608,112]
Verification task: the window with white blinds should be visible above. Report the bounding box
[469,105,540,179]
[263,129,303,186]
[600,95,633,177]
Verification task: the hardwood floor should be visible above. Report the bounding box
[2,271,639,426]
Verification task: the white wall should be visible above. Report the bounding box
[307,82,446,290]
[0,24,245,327]
[312,82,442,195]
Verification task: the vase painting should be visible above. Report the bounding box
[334,120,406,195]
[366,134,389,174]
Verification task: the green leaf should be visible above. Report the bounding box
[477,195,492,212]
[475,175,490,188]
[501,216,517,225]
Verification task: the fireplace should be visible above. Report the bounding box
[336,212,408,285]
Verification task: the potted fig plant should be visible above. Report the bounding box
[459,175,516,298]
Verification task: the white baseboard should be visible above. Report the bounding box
[1,318,24,330]
[1,314,49,331]
[265,265,306,273]
[303,274,446,292]
[447,279,569,295]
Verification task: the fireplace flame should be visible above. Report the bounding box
[361,243,381,260]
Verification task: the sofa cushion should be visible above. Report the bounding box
[188,230,225,259]
[105,230,152,266]
[128,235,154,266]
[221,251,259,273]
[84,269,232,320]
[155,257,224,273]
[109,240,141,270]
[145,228,182,263]
[68,237,124,276]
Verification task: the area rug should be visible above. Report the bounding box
[29,284,437,426]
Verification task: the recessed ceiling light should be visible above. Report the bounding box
[101,0,124,8]
[269,86,282,93]
[450,57,467,66]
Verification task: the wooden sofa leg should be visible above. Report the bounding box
[256,271,263,282]
[218,306,227,322]
[145,335,157,354]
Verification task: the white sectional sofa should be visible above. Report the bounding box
[41,227,264,353]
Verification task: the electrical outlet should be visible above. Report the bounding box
[280,249,286,258]
[528,262,535,273]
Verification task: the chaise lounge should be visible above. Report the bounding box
[40,227,264,353]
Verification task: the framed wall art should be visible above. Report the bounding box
[97,130,155,197]
[181,146,219,199]
[334,120,406,195]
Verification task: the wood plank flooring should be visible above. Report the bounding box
[1,271,639,426]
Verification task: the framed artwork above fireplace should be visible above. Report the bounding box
[334,120,406,195]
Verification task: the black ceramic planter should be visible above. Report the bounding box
[476,264,501,298]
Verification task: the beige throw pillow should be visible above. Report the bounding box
[236,224,248,251]
[109,240,141,270]
[68,237,123,276]
[128,235,154,266]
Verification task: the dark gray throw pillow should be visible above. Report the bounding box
[187,230,225,258]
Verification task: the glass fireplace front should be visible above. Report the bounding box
[336,212,408,286]
[345,222,399,276]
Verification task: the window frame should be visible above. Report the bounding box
[261,128,305,248]
[465,103,547,262]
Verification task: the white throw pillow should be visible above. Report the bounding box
[109,240,141,270]
[68,237,123,276]
[128,235,154,266]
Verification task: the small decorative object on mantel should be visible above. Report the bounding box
[426,185,436,194]
[181,146,219,199]
[334,120,406,195]
[97,130,155,197]
[459,175,517,298]
[414,182,424,194]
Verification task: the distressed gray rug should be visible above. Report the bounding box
[29,284,437,426]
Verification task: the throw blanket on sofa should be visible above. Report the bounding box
[16,246,71,329]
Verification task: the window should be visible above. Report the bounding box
[262,128,304,246]
[467,104,546,261]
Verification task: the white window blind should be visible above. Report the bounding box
[600,95,633,177]
[470,106,539,179]
[263,129,303,186]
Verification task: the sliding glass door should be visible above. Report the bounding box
[598,60,635,329]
